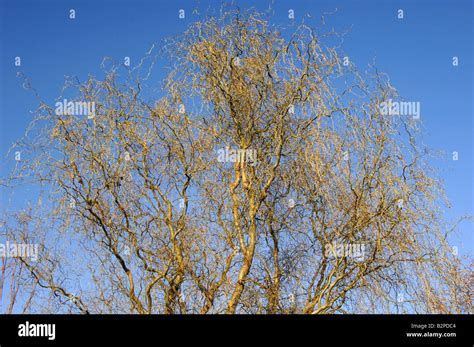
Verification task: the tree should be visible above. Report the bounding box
[1,7,471,314]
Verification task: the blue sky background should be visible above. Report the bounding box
[0,0,472,266]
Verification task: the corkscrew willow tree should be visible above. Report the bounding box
[1,7,471,314]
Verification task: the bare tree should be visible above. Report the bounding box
[1,7,471,314]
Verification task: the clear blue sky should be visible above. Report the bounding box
[0,0,472,259]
